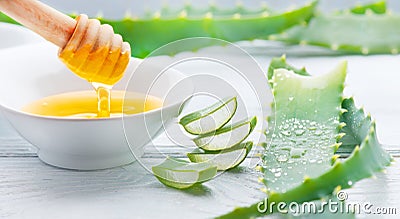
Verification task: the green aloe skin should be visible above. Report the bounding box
[187,142,253,171]
[99,1,317,58]
[216,57,392,219]
[152,157,217,189]
[179,97,237,135]
[263,59,347,194]
[270,1,400,55]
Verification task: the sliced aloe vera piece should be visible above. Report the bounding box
[152,157,217,189]
[188,142,253,171]
[193,117,257,151]
[179,97,237,135]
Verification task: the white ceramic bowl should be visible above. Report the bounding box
[0,22,44,49]
[0,29,193,170]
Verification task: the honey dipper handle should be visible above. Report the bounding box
[0,0,76,48]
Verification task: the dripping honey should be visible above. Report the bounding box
[92,82,112,118]
[22,90,163,118]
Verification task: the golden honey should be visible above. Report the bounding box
[22,90,163,118]
[56,14,133,118]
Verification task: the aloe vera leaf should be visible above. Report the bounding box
[216,60,392,219]
[337,98,370,154]
[179,97,237,135]
[193,116,257,151]
[263,98,392,207]
[267,56,352,154]
[216,62,346,218]
[158,4,273,18]
[219,100,391,219]
[0,2,317,58]
[271,2,399,55]
[152,157,217,189]
[264,61,346,193]
[267,56,371,154]
[98,1,317,58]
[268,57,392,157]
[187,141,253,171]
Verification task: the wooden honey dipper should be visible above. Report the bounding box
[0,0,131,86]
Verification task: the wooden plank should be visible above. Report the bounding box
[0,157,264,218]
[0,114,38,157]
[0,157,398,218]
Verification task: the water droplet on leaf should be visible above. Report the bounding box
[294,129,305,136]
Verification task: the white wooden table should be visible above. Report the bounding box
[1,44,400,219]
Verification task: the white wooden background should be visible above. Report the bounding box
[1,47,400,219]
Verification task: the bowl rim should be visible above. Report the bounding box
[0,99,183,122]
[0,22,44,46]
[0,59,193,122]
